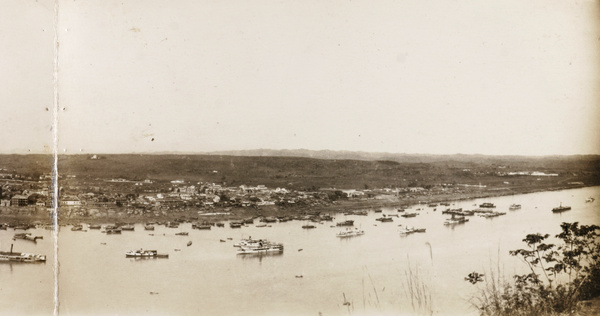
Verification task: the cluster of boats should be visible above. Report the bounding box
[1,223,36,230]
[442,208,474,216]
[441,207,510,219]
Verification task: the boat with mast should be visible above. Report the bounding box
[0,244,46,263]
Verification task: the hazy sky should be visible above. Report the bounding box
[2,0,599,155]
[0,0,54,154]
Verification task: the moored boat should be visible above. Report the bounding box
[336,227,365,238]
[233,237,259,248]
[552,203,571,213]
[260,217,278,223]
[399,226,426,235]
[479,212,506,218]
[103,225,122,234]
[125,249,168,258]
[509,204,522,210]
[229,222,243,228]
[13,233,42,242]
[193,224,211,230]
[336,220,354,226]
[1,244,46,263]
[400,213,418,218]
[444,215,469,225]
[479,203,496,208]
[120,224,135,231]
[237,240,284,254]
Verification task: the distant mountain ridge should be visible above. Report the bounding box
[203,149,599,164]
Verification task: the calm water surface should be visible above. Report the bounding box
[1,186,599,315]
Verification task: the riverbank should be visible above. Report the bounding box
[0,183,591,226]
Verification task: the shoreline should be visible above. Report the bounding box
[0,184,593,226]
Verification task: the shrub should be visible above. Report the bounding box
[468,222,600,315]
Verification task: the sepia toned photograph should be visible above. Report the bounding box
[1,0,599,315]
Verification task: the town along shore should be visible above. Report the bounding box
[0,183,589,227]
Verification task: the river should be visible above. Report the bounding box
[1,186,599,315]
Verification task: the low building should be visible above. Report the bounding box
[11,195,29,207]
[60,196,82,207]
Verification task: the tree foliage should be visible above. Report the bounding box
[469,222,600,315]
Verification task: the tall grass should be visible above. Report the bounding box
[402,262,433,315]
[341,262,434,315]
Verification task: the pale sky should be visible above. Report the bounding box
[2,0,599,156]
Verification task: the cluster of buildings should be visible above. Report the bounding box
[1,168,511,219]
[0,182,52,209]
[53,179,327,218]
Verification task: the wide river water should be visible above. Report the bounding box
[1,186,599,315]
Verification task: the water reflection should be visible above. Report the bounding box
[127,257,170,262]
[236,252,284,262]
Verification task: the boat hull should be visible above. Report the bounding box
[0,252,46,263]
